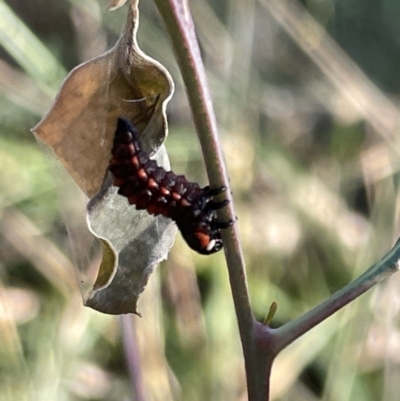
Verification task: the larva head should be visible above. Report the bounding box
[179,223,224,255]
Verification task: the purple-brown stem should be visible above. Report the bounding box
[148,1,400,400]
[120,315,147,401]
[272,238,400,352]
[254,239,400,399]
[151,0,262,398]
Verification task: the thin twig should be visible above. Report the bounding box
[271,238,400,352]
[149,2,400,401]
[143,2,400,401]
[151,0,260,397]
[120,315,147,401]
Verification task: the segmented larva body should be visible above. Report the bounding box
[108,118,232,255]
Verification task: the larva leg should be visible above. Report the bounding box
[205,199,229,211]
[202,186,227,197]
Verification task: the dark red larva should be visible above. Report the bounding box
[108,118,232,255]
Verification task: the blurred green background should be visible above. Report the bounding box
[1,0,400,400]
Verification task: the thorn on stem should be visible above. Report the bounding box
[264,301,278,326]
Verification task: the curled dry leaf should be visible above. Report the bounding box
[33,1,173,199]
[32,0,177,314]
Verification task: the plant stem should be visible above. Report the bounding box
[151,0,261,398]
[147,2,400,400]
[120,315,147,401]
[148,0,400,401]
[271,238,400,352]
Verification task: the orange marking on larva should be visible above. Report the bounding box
[138,168,147,181]
[131,156,139,168]
[172,192,181,201]
[160,187,170,196]
[127,143,135,154]
[181,198,191,207]
[147,178,159,190]
[195,231,210,249]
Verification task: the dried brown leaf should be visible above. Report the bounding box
[33,0,174,198]
[32,0,177,314]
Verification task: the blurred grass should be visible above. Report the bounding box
[1,0,400,400]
